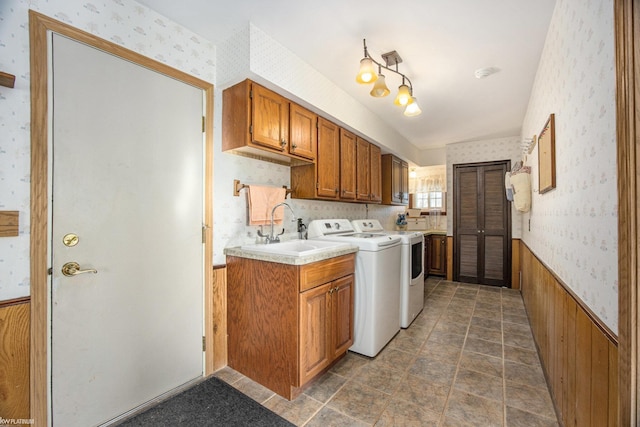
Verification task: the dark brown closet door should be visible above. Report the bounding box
[454,161,511,286]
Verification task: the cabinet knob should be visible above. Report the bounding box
[280,139,286,148]
[291,143,297,149]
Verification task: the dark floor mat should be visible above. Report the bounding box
[117,377,294,427]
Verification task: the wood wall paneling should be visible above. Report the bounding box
[575,309,592,427]
[520,242,618,427]
[591,322,611,426]
[0,299,30,419]
[211,266,228,372]
[609,340,619,427]
[511,239,520,289]
[565,295,577,427]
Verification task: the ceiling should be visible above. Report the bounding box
[137,0,557,151]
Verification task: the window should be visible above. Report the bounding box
[411,191,446,212]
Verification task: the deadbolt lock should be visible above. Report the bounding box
[63,233,79,247]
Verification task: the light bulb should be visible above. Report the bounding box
[394,84,412,106]
[403,97,422,116]
[370,73,390,97]
[355,58,378,84]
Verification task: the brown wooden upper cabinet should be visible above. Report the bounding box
[222,79,316,163]
[291,117,340,200]
[356,137,370,201]
[289,102,317,160]
[369,144,382,203]
[339,129,357,200]
[382,154,409,205]
[315,118,341,198]
[292,126,382,204]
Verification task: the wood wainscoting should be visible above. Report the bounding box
[211,265,228,372]
[0,297,30,419]
[520,243,618,426]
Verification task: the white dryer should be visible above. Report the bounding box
[307,219,402,357]
[352,219,425,328]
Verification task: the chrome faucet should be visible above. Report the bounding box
[257,202,296,244]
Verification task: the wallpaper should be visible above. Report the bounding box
[1,0,619,335]
[211,151,405,260]
[521,0,618,333]
[0,0,406,298]
[0,0,215,300]
[445,136,524,238]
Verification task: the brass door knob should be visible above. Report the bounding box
[62,262,98,277]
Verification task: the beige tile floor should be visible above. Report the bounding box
[215,277,560,426]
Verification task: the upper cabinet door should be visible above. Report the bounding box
[251,83,289,151]
[381,154,409,205]
[339,129,357,200]
[289,103,317,161]
[400,159,409,204]
[316,118,340,199]
[369,144,382,203]
[391,155,403,204]
[356,137,370,201]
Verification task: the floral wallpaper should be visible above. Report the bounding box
[0,0,215,300]
[0,0,405,299]
[0,0,619,336]
[521,0,617,333]
[212,151,405,260]
[446,136,524,238]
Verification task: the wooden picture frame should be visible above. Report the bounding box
[538,114,556,193]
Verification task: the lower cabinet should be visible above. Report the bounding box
[426,234,447,276]
[226,253,355,400]
[299,274,354,385]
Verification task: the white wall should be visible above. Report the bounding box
[521,0,618,333]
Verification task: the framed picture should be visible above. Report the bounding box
[538,114,556,194]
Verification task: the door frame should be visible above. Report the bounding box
[29,11,215,425]
[614,0,638,424]
[452,160,512,286]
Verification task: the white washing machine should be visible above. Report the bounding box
[352,219,425,328]
[307,219,402,357]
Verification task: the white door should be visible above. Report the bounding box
[50,34,204,426]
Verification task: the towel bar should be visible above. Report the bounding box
[233,179,291,197]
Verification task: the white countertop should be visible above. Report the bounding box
[224,244,358,266]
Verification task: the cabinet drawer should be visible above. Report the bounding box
[299,254,355,292]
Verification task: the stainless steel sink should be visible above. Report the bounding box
[241,239,353,257]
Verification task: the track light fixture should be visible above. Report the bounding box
[355,38,421,117]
